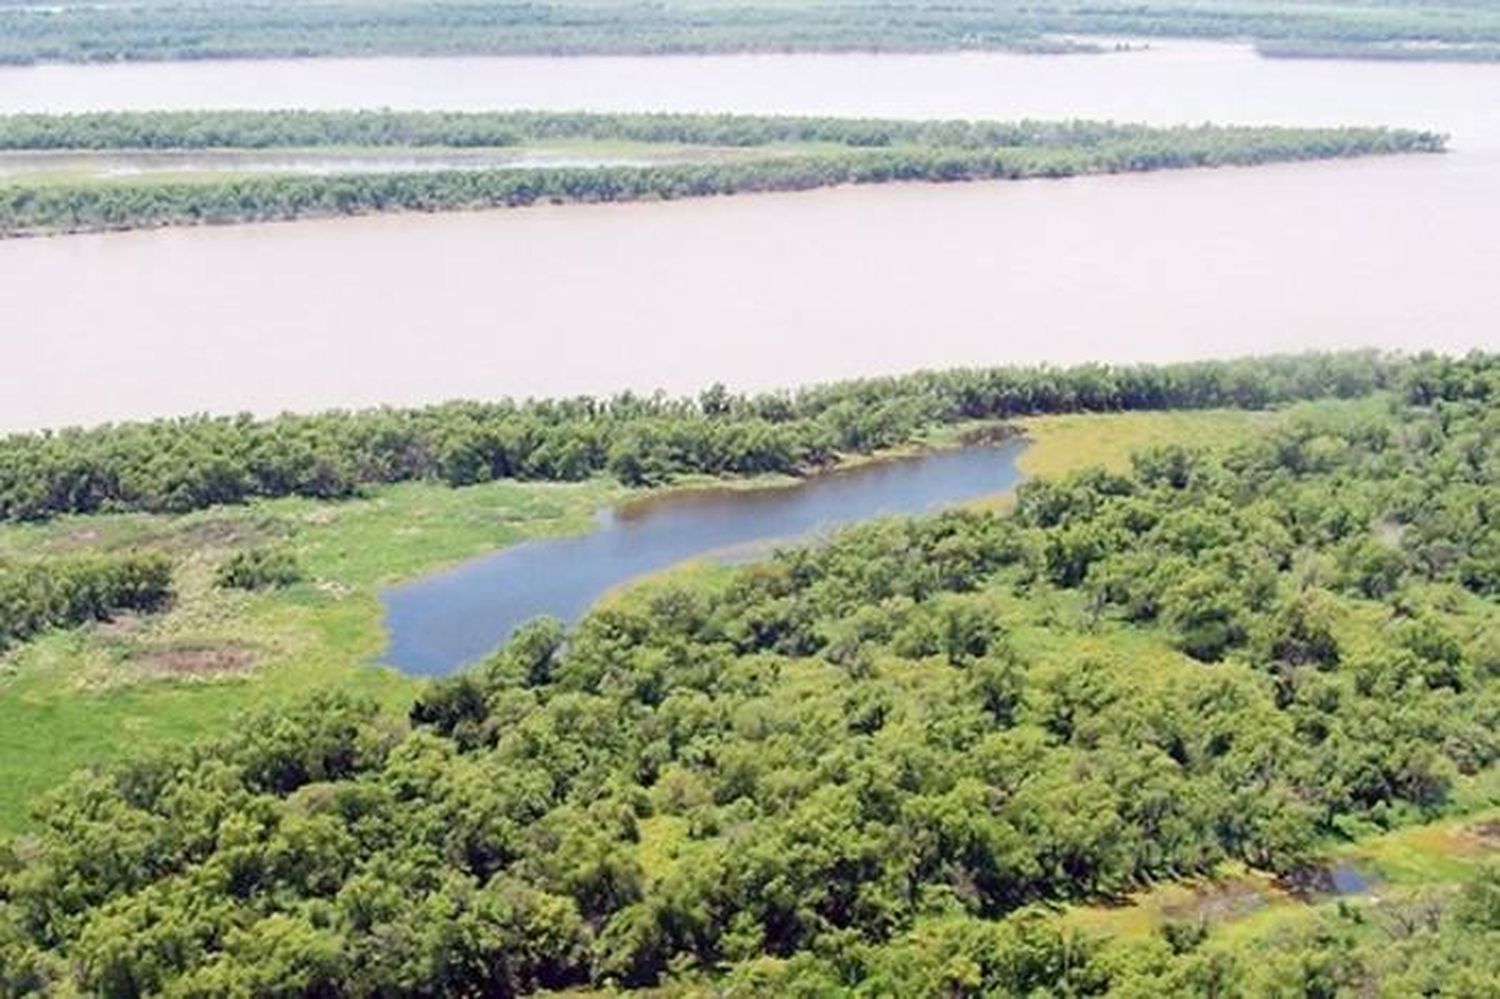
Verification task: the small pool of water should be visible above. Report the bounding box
[1283,861,1379,900]
[1328,863,1374,896]
[380,441,1026,676]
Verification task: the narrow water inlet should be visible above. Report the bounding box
[379,441,1028,676]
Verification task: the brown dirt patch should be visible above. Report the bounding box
[139,644,257,678]
[1468,820,1500,846]
[163,518,282,552]
[1161,879,1270,924]
[92,613,147,639]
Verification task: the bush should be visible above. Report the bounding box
[216,547,302,591]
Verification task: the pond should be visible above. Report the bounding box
[380,440,1026,675]
[1281,861,1379,900]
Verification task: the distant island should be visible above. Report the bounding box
[4,0,1500,64]
[0,111,1445,236]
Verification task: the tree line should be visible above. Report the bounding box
[0,351,1468,523]
[0,118,1443,236]
[1258,39,1500,61]
[3,0,1499,64]
[0,358,1494,995]
[0,551,173,651]
[0,110,1440,154]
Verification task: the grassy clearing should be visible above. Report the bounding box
[1339,801,1500,888]
[1015,407,1277,479]
[962,407,1274,515]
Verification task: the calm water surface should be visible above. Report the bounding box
[1,41,1497,429]
[382,441,1025,675]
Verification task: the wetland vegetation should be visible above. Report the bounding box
[1,351,1496,996]
[0,111,1443,235]
[4,1,1498,992]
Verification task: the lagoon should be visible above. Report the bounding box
[381,441,1026,675]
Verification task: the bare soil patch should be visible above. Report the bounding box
[1160,878,1270,924]
[1466,819,1500,846]
[92,613,147,639]
[139,644,257,678]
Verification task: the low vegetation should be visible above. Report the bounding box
[3,0,1500,64]
[0,352,1494,995]
[215,547,302,592]
[0,111,1442,235]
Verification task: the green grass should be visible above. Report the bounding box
[1014,408,1278,480]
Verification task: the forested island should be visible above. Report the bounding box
[0,350,1497,996]
[0,111,1444,235]
[4,0,1500,64]
[0,351,1434,521]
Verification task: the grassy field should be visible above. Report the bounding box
[0,403,1351,833]
[1014,407,1276,478]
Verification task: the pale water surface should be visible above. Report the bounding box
[0,41,1496,429]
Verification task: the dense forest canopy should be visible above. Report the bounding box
[3,0,1500,63]
[0,352,1495,996]
[0,112,1441,236]
[0,351,1468,523]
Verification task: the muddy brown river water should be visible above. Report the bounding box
[0,40,1496,430]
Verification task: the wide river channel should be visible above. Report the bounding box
[381,441,1026,675]
[1,39,1497,430]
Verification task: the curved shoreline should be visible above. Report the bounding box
[379,439,1030,675]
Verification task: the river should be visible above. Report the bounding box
[0,40,1496,430]
[381,441,1026,675]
